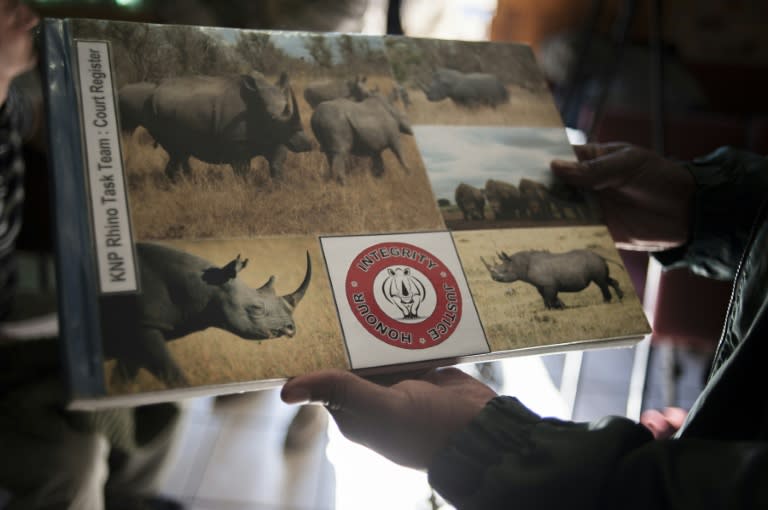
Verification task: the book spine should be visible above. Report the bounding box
[41,19,106,398]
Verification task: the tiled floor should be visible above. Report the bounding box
[159,390,335,509]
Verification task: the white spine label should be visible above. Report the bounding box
[76,41,137,293]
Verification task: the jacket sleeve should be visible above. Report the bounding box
[428,396,768,510]
[654,147,768,281]
[0,84,34,141]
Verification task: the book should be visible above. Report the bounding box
[40,18,650,409]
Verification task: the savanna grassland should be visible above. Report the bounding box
[453,226,650,353]
[104,237,349,395]
[122,74,445,241]
[403,83,564,127]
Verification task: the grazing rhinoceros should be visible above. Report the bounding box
[422,68,508,108]
[455,183,486,221]
[117,81,157,136]
[481,249,623,309]
[103,242,312,387]
[310,93,413,184]
[141,72,312,180]
[484,179,526,219]
[303,75,370,108]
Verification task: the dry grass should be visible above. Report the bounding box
[453,226,650,353]
[403,84,564,127]
[104,237,349,395]
[122,74,444,241]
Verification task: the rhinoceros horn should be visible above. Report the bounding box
[275,72,299,123]
[283,86,301,125]
[480,256,493,271]
[283,251,312,308]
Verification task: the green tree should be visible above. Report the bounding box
[304,34,333,69]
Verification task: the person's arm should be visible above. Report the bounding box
[429,396,768,509]
[653,147,768,280]
[282,369,768,510]
[551,143,768,281]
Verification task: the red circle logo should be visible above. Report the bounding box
[345,242,462,349]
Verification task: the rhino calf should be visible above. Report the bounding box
[311,94,413,184]
[303,75,370,108]
[481,249,623,309]
[104,243,311,387]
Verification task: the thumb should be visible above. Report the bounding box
[281,369,395,414]
[552,147,639,191]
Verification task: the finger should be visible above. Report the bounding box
[281,370,396,415]
[367,367,433,386]
[420,366,472,385]
[573,142,630,162]
[553,145,644,190]
[662,407,688,429]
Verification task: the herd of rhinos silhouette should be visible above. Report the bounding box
[116,68,509,185]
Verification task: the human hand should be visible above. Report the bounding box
[0,0,38,103]
[551,143,695,251]
[640,406,688,439]
[281,368,497,469]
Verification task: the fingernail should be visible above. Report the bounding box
[281,386,311,404]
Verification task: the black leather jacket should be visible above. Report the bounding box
[428,147,768,510]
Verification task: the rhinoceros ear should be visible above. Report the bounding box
[233,254,248,274]
[241,74,258,93]
[201,254,249,286]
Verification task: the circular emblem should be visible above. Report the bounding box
[345,242,462,350]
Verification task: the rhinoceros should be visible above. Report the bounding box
[310,94,413,184]
[382,266,427,319]
[484,179,526,219]
[455,183,485,221]
[422,68,508,108]
[303,75,370,108]
[117,81,157,136]
[481,249,623,309]
[103,242,312,387]
[141,72,312,181]
[518,178,553,219]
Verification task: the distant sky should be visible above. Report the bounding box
[412,126,575,202]
[204,27,386,67]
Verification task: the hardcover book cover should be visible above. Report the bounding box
[40,18,649,409]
